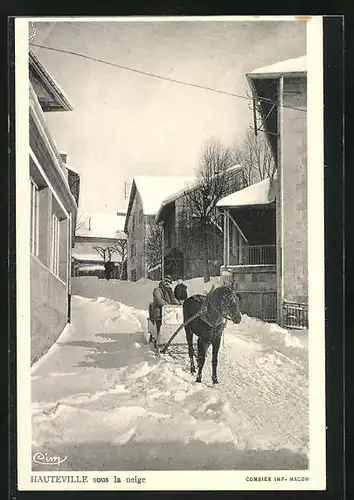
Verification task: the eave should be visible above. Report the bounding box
[124,181,137,233]
[29,49,74,112]
[29,83,78,226]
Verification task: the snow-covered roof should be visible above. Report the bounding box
[154,178,197,222]
[78,264,105,270]
[155,165,242,223]
[72,251,122,262]
[217,178,276,208]
[76,214,126,239]
[248,56,306,77]
[135,175,195,215]
[124,175,195,232]
[72,252,102,261]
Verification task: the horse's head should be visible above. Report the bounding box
[220,286,242,324]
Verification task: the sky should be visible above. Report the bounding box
[30,19,306,215]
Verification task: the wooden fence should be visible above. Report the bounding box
[236,290,277,323]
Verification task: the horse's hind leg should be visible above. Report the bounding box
[196,337,208,383]
[211,334,222,384]
[185,325,196,374]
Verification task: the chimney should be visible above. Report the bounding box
[60,152,68,164]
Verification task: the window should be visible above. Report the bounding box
[130,244,136,258]
[50,213,60,276]
[30,179,39,256]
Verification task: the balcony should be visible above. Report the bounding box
[229,244,276,266]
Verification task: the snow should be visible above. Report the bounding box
[249,55,306,76]
[155,167,242,222]
[225,164,241,173]
[133,175,196,216]
[154,177,197,221]
[72,253,120,263]
[76,213,126,239]
[32,277,309,470]
[217,178,276,208]
[72,252,102,261]
[77,264,104,271]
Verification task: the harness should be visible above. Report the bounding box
[198,288,234,328]
[160,286,232,353]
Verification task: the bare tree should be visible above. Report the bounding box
[184,138,234,283]
[92,246,116,262]
[113,238,127,264]
[232,129,276,188]
[93,238,127,278]
[112,238,127,279]
[146,222,163,272]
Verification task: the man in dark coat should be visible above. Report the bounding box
[104,260,112,280]
[149,275,179,341]
[174,279,188,303]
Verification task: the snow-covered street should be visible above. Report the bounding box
[32,278,309,471]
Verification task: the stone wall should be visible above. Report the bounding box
[282,77,308,303]
[30,255,68,364]
[221,265,276,291]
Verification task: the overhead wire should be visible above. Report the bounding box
[29,43,307,113]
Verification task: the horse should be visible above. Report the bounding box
[182,285,242,384]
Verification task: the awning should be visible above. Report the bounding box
[247,55,306,78]
[217,178,276,209]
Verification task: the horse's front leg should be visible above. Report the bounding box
[211,334,222,384]
[196,337,208,383]
[185,326,196,374]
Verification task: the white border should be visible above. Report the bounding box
[307,16,326,485]
[26,15,310,22]
[15,15,325,491]
[16,18,32,487]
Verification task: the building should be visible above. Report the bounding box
[155,166,243,280]
[124,176,194,281]
[60,152,80,206]
[73,214,127,278]
[29,49,78,364]
[217,177,277,322]
[219,55,308,328]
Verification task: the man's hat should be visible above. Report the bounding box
[164,275,172,284]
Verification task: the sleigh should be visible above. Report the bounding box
[147,289,215,359]
[148,304,189,357]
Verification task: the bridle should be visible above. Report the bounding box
[160,287,239,354]
[200,287,240,327]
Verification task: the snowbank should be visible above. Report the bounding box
[32,289,309,468]
[180,276,220,296]
[135,277,158,284]
[71,277,157,310]
[229,315,308,369]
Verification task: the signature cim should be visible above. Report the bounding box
[33,452,67,466]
